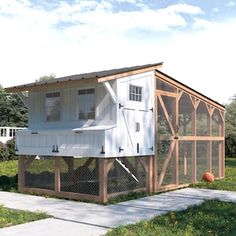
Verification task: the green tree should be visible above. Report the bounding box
[36,73,56,82]
[0,85,28,127]
[225,95,236,157]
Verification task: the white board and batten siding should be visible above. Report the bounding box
[16,71,155,158]
[114,71,155,157]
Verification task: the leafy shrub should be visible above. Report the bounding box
[0,138,17,162]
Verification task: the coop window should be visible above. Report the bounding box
[129,85,142,102]
[78,88,95,120]
[45,92,61,121]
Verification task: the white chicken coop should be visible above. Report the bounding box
[6,63,225,202]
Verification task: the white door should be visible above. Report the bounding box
[121,106,154,155]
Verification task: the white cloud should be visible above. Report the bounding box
[0,1,235,104]
[115,0,140,3]
[161,18,236,104]
[226,1,235,7]
[213,7,219,13]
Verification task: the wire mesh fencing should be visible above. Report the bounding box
[25,157,55,190]
[107,156,147,195]
[60,157,99,196]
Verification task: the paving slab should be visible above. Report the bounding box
[0,218,108,236]
[0,188,236,236]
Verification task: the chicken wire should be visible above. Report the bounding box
[179,141,193,184]
[60,157,99,196]
[196,141,208,181]
[107,156,147,194]
[25,157,55,190]
[212,141,220,178]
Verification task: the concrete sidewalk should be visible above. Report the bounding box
[0,188,236,236]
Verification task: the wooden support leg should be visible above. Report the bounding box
[207,141,212,173]
[63,157,74,181]
[95,158,99,180]
[153,155,157,192]
[219,142,225,178]
[175,141,179,186]
[18,156,26,192]
[192,141,197,183]
[55,157,61,193]
[222,141,225,178]
[99,158,108,203]
[146,156,154,194]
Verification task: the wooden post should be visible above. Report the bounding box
[18,155,26,192]
[153,155,157,192]
[55,157,61,193]
[175,140,179,186]
[175,95,179,186]
[218,114,225,178]
[222,112,225,178]
[220,114,225,178]
[192,141,197,183]
[68,157,74,178]
[154,93,158,192]
[146,156,154,193]
[192,103,197,183]
[95,158,99,180]
[207,110,212,173]
[63,157,74,181]
[99,158,108,203]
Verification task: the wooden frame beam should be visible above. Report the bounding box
[98,65,163,83]
[178,136,224,141]
[7,78,98,93]
[157,141,176,187]
[23,188,101,203]
[158,95,175,136]
[155,90,178,97]
[102,82,117,104]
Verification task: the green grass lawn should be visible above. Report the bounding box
[107,200,236,236]
[0,160,18,191]
[0,205,48,228]
[107,158,236,235]
[192,158,236,191]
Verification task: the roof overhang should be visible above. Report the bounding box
[5,63,163,93]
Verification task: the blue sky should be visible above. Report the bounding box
[0,0,236,103]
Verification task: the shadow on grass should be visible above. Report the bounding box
[0,175,17,192]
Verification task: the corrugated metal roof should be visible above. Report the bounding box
[5,62,224,108]
[6,62,163,91]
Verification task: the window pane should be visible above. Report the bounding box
[78,89,95,120]
[45,92,61,121]
[129,85,142,102]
